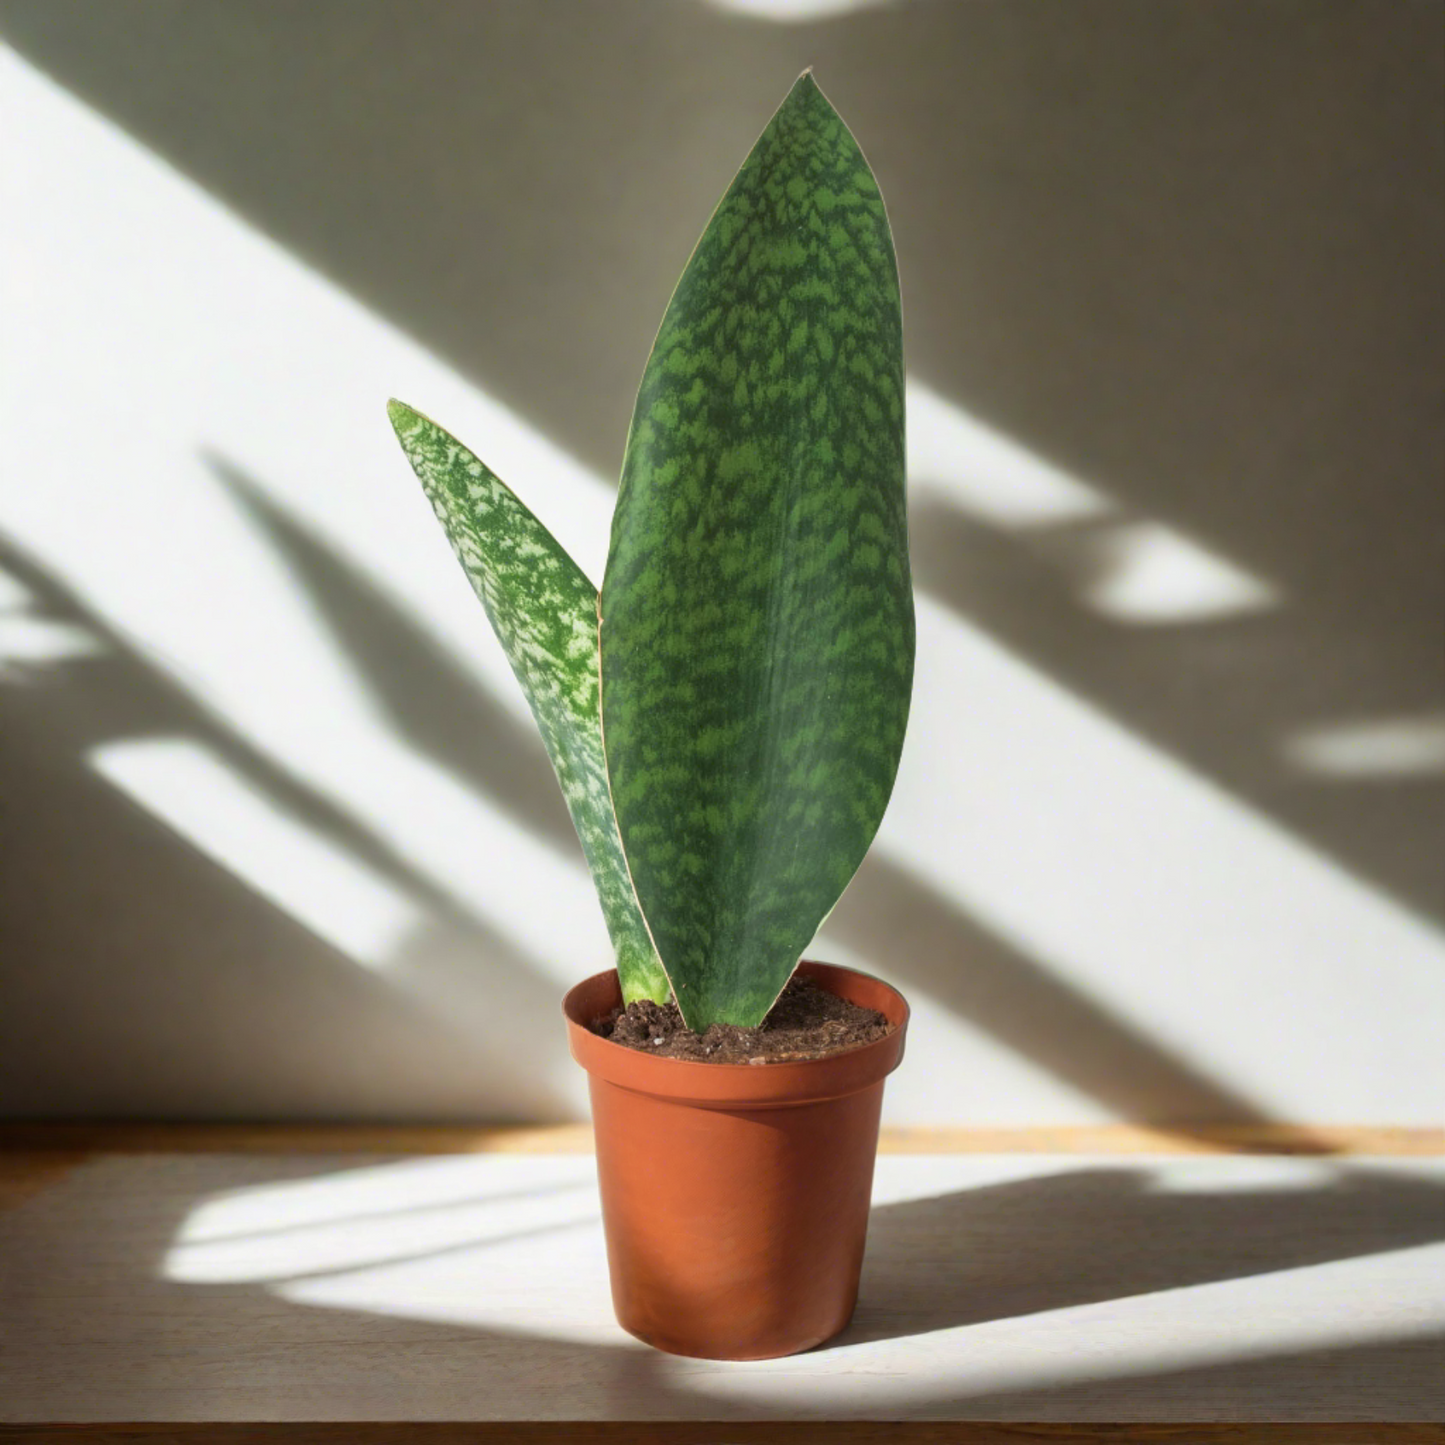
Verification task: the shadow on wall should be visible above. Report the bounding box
[1,0,1440,918]
[0,533,576,1121]
[906,491,1445,922]
[827,856,1279,1132]
[211,457,579,857]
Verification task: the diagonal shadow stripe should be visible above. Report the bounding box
[211,456,579,857]
[827,854,1300,1138]
[908,493,1445,925]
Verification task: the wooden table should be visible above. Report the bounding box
[3,1126,1443,1443]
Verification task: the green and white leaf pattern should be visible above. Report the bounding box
[387,401,668,1006]
[600,75,914,1030]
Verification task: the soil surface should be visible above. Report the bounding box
[594,974,892,1063]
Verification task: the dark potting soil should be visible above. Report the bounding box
[594,974,892,1063]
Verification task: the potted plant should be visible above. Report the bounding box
[388,72,912,1360]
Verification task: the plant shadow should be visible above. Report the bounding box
[210,453,578,854]
[843,1163,1445,1347]
[825,855,1291,1138]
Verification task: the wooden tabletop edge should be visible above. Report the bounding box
[0,1421,1440,1442]
[1,1122,1442,1155]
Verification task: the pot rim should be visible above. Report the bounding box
[563,958,908,1107]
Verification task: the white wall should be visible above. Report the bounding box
[2,2,1441,1126]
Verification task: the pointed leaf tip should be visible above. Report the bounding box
[790,69,820,100]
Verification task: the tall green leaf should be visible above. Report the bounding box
[388,400,668,1005]
[599,74,913,1031]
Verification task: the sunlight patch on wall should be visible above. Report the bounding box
[1284,713,1445,780]
[1,47,613,1016]
[0,559,104,678]
[90,737,420,967]
[0,614,104,676]
[1072,519,1279,624]
[908,380,1280,624]
[908,381,1111,529]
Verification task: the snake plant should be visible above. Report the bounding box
[389,74,912,1031]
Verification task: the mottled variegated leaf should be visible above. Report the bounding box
[600,75,913,1030]
[388,401,667,1005]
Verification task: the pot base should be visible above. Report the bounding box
[618,1318,849,1362]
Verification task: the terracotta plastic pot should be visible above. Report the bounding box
[563,959,909,1360]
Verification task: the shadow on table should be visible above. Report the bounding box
[919,1328,1445,1421]
[845,1163,1445,1344]
[6,1153,1444,1420]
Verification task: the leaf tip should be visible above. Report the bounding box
[786,67,838,121]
